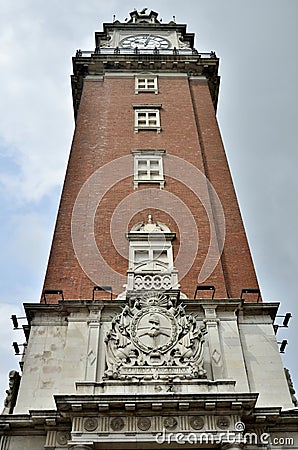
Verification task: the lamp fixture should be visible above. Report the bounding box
[11,315,26,329]
[240,288,261,302]
[273,313,292,334]
[92,286,113,301]
[194,285,215,300]
[278,340,288,354]
[42,289,64,304]
[12,342,26,355]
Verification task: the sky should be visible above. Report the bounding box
[0,0,297,407]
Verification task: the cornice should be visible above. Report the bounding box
[71,52,219,119]
[54,392,258,417]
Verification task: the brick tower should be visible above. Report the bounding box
[1,9,297,450]
[41,9,259,303]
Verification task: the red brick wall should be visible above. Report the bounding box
[42,75,259,303]
[189,79,259,299]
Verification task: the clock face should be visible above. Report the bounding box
[120,35,170,50]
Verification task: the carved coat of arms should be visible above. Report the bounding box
[104,294,206,380]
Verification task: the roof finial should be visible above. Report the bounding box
[140,7,148,14]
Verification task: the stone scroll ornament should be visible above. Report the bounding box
[104,294,207,380]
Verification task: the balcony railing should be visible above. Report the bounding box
[74,48,217,59]
[126,270,180,291]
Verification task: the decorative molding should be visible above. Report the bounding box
[110,417,125,431]
[69,446,93,450]
[132,103,162,109]
[0,436,10,450]
[216,416,230,430]
[189,416,204,430]
[45,430,56,447]
[56,431,71,446]
[163,417,178,430]
[84,418,98,432]
[137,417,151,431]
[104,72,189,78]
[133,274,172,290]
[70,413,242,436]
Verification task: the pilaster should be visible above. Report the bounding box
[203,305,224,379]
[85,307,103,381]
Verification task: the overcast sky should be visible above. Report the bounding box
[0,0,297,407]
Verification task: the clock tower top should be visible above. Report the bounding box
[94,9,195,49]
[72,9,218,117]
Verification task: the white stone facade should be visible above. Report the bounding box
[13,298,295,413]
[1,296,297,449]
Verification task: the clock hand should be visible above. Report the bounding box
[144,35,152,46]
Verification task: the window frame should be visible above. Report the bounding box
[133,104,162,133]
[135,75,158,94]
[132,150,165,189]
[129,241,173,272]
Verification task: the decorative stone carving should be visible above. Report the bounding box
[2,370,20,414]
[56,431,71,446]
[164,417,178,430]
[212,348,221,364]
[285,367,298,406]
[216,416,230,430]
[99,35,111,48]
[178,35,191,49]
[134,274,172,290]
[110,417,125,431]
[189,416,204,430]
[104,293,207,380]
[131,216,171,233]
[137,417,151,431]
[84,417,98,432]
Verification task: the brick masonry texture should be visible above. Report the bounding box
[42,75,260,303]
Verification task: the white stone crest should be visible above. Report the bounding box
[104,293,207,380]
